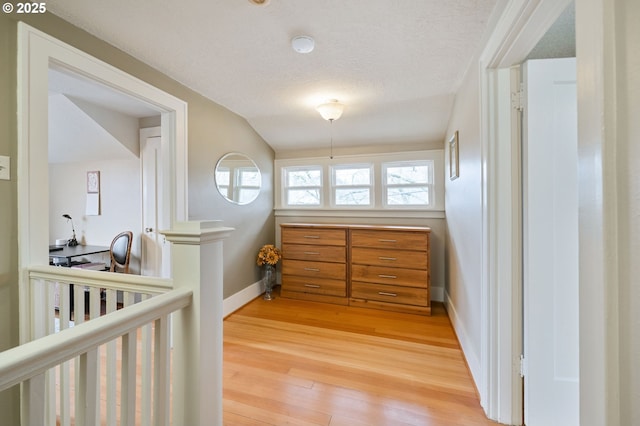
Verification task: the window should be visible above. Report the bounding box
[331,164,373,206]
[382,161,433,207]
[275,150,443,212]
[283,166,322,206]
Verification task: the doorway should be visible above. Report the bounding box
[48,65,161,276]
[17,23,187,342]
[477,1,575,423]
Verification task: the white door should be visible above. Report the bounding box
[522,58,579,425]
[141,130,164,277]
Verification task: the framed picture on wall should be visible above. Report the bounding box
[87,170,100,193]
[449,131,459,180]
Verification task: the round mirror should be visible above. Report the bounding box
[215,152,262,205]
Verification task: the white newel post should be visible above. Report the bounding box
[161,221,234,426]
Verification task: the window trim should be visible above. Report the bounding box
[274,150,444,212]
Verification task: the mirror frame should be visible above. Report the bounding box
[214,152,262,205]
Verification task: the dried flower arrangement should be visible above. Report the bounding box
[256,244,282,266]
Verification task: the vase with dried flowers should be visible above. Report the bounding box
[256,244,282,300]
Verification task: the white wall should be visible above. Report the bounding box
[49,158,142,273]
[576,0,639,424]
[443,60,484,381]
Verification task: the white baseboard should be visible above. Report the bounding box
[444,289,482,394]
[223,280,263,317]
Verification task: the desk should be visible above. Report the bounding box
[49,245,110,267]
[49,245,110,318]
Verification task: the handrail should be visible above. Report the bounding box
[0,287,192,391]
[29,264,173,293]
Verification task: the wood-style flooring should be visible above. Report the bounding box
[223,291,498,426]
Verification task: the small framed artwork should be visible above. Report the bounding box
[87,170,100,193]
[449,131,459,180]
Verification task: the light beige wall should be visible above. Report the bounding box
[187,98,275,298]
[0,13,19,425]
[443,58,483,377]
[615,0,639,422]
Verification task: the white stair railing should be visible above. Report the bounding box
[0,285,191,425]
[5,220,232,426]
[25,266,175,425]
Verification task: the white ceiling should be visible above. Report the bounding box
[47,0,499,153]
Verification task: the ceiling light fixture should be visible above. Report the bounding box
[291,35,315,54]
[316,99,345,122]
[316,100,345,159]
[248,0,270,5]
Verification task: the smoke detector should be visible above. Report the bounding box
[291,36,315,54]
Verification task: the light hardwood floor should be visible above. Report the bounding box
[223,291,498,425]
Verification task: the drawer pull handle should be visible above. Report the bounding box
[304,252,321,255]
[378,274,397,279]
[379,239,397,243]
[378,291,398,297]
[304,267,320,272]
[304,235,320,239]
[304,284,321,288]
[378,256,397,261]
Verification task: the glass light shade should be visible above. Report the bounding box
[316,100,345,121]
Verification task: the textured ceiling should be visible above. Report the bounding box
[47,0,499,153]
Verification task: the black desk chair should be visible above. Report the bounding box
[109,231,133,273]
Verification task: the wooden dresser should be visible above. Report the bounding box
[280,224,431,315]
[349,227,430,315]
[280,224,349,305]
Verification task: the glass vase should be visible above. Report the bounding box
[262,264,275,300]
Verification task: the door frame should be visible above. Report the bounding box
[477,0,572,423]
[17,23,188,342]
[480,0,617,424]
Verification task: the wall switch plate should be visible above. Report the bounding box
[0,155,10,180]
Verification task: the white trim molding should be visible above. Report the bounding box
[17,23,188,343]
[474,0,572,423]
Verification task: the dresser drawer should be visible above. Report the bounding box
[351,247,428,269]
[282,275,346,297]
[351,229,428,250]
[282,227,346,246]
[351,264,428,288]
[283,244,346,263]
[351,282,429,307]
[282,259,346,280]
